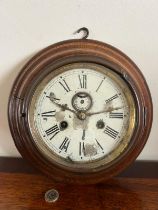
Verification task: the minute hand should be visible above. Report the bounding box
[86,106,123,116]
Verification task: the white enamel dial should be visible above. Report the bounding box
[29,63,136,168]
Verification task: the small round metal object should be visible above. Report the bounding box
[45,189,59,203]
[60,121,68,130]
[77,112,86,120]
[96,120,105,129]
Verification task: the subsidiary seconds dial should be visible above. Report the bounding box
[29,63,135,168]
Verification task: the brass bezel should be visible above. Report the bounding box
[28,62,136,172]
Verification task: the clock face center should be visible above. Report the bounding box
[77,112,86,120]
[72,92,92,112]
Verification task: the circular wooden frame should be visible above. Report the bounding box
[8,39,153,184]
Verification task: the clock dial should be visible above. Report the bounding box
[29,63,136,169]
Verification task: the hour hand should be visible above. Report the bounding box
[49,92,60,102]
[49,92,76,114]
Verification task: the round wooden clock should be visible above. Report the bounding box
[8,29,152,184]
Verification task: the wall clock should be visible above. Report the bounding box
[8,28,152,184]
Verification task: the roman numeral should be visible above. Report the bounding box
[95,139,104,151]
[59,137,70,152]
[59,79,71,92]
[96,78,104,92]
[104,126,119,139]
[41,110,56,117]
[105,94,118,103]
[79,74,87,89]
[79,142,85,157]
[109,112,123,119]
[45,124,60,140]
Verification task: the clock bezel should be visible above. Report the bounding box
[28,62,136,170]
[8,39,153,184]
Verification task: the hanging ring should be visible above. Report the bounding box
[74,27,89,39]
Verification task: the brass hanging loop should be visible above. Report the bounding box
[74,27,89,39]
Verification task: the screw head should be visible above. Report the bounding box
[45,189,59,203]
[60,121,68,130]
[96,120,105,129]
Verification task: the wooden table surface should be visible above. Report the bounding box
[0,158,158,210]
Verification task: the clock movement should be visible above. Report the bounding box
[8,28,152,184]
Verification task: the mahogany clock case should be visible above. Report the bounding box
[8,39,153,184]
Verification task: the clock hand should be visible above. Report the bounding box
[49,92,77,114]
[86,106,124,116]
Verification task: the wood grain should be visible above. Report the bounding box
[0,158,158,179]
[0,159,158,210]
[0,172,158,210]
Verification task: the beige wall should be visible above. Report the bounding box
[0,0,157,160]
